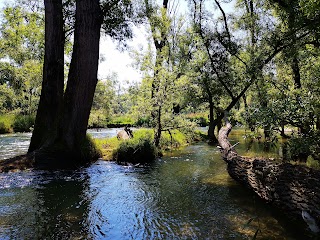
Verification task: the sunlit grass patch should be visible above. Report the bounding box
[0,114,15,133]
[95,128,197,162]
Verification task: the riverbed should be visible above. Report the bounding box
[0,128,302,239]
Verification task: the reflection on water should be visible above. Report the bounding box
[0,139,302,239]
[0,128,308,239]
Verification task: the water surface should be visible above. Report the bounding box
[0,128,303,239]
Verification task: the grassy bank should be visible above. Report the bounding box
[0,114,15,133]
[94,128,202,163]
[0,113,35,133]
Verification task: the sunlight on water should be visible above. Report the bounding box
[0,128,121,160]
[0,129,306,239]
[0,133,32,160]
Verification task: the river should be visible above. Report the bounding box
[0,128,303,239]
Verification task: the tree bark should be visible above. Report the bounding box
[29,0,64,153]
[207,98,218,144]
[59,0,102,159]
[218,113,320,235]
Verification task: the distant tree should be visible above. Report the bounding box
[0,3,44,113]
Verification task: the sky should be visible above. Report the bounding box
[98,26,147,85]
[0,0,234,85]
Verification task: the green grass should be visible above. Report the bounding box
[94,128,197,162]
[185,112,209,127]
[107,115,135,126]
[13,114,35,132]
[0,114,15,133]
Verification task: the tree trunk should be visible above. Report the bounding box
[58,0,102,160]
[145,0,168,147]
[208,98,218,144]
[218,113,320,236]
[154,105,162,148]
[291,57,301,89]
[29,0,64,153]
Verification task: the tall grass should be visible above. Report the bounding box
[13,115,35,132]
[94,128,195,164]
[0,114,15,133]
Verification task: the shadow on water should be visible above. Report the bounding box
[0,128,311,239]
[0,170,90,239]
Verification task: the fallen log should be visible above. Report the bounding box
[218,112,320,235]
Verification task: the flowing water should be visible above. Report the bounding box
[0,128,305,239]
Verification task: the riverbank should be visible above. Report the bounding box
[0,128,204,172]
[0,141,302,239]
[95,128,203,161]
[218,116,320,237]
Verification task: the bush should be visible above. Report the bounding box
[88,110,107,128]
[284,132,319,162]
[185,113,209,127]
[96,128,198,163]
[13,115,35,132]
[107,115,135,126]
[0,114,14,133]
[113,137,157,164]
[160,130,188,149]
[80,134,102,160]
[135,116,151,127]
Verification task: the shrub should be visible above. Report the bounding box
[285,133,315,162]
[185,113,209,127]
[80,134,102,160]
[0,114,14,133]
[135,116,151,127]
[160,130,188,149]
[113,137,157,164]
[13,115,35,132]
[88,109,107,128]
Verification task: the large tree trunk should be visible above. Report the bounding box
[58,0,102,160]
[218,113,320,236]
[28,0,64,153]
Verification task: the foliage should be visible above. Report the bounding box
[107,115,135,127]
[80,134,102,161]
[0,114,15,133]
[0,3,44,115]
[135,116,151,127]
[88,109,108,128]
[114,136,157,164]
[285,131,320,162]
[185,113,209,127]
[0,84,17,113]
[12,114,35,132]
[95,128,198,162]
